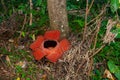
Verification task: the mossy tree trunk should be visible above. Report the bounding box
[47,0,69,39]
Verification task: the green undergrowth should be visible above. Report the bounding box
[91,41,120,80]
[0,46,46,80]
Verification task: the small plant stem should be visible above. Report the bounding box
[83,0,89,42]
[88,0,94,13]
[29,0,33,26]
[18,14,27,40]
[93,18,101,49]
[90,44,106,58]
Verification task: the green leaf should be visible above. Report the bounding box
[115,72,120,80]
[26,78,31,80]
[21,31,26,37]
[36,0,42,6]
[110,0,119,13]
[16,65,23,73]
[32,34,35,41]
[21,73,26,78]
[73,20,84,27]
[41,5,46,14]
[107,60,119,73]
[112,28,120,38]
[107,60,120,80]
[116,28,120,38]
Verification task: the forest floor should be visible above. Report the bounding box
[0,14,110,80]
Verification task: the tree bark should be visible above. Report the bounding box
[47,0,69,39]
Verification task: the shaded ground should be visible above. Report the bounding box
[0,13,108,80]
[0,15,91,80]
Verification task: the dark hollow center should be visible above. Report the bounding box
[44,40,57,48]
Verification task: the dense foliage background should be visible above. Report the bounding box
[0,0,120,80]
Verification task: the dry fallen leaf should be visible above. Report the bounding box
[16,77,20,80]
[8,39,14,43]
[17,45,25,49]
[116,23,120,28]
[42,74,47,80]
[16,61,27,68]
[6,55,11,64]
[103,69,115,80]
[0,55,11,64]
[103,19,117,44]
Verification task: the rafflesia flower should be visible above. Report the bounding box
[30,30,70,63]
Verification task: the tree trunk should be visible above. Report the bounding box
[47,0,69,39]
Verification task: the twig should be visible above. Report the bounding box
[87,4,108,26]
[87,0,94,14]
[74,59,86,80]
[89,44,106,58]
[68,9,85,17]
[82,0,94,42]
[93,18,102,49]
[18,14,27,39]
[82,0,89,42]
[29,0,33,25]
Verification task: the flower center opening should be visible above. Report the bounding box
[44,40,57,48]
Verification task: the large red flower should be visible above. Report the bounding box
[30,30,70,63]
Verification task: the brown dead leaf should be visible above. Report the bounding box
[42,74,47,80]
[116,23,120,28]
[8,39,14,43]
[103,69,115,80]
[0,55,10,63]
[103,19,117,44]
[6,55,11,65]
[16,61,27,68]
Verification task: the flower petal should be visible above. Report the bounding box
[32,49,45,60]
[59,39,70,52]
[46,39,70,62]
[44,30,60,40]
[30,36,44,50]
[45,45,63,62]
[46,49,63,63]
